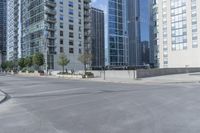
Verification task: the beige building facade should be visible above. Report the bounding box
[154,0,200,68]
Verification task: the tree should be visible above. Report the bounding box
[24,56,32,68]
[78,52,92,74]
[32,52,44,69]
[1,62,7,71]
[18,58,26,70]
[1,61,14,72]
[6,61,14,71]
[58,54,70,74]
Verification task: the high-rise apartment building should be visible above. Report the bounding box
[7,0,91,70]
[7,0,21,63]
[0,0,7,63]
[153,0,200,68]
[108,0,141,68]
[91,7,105,69]
[149,0,157,67]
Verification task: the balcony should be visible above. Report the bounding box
[45,17,56,23]
[46,35,56,40]
[45,0,56,7]
[46,27,56,31]
[45,9,56,15]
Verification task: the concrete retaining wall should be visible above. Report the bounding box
[89,70,136,80]
[90,68,200,79]
[136,68,200,78]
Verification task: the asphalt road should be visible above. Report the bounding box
[0,75,200,133]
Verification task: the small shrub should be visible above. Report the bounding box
[28,68,35,73]
[58,72,68,75]
[38,70,44,74]
[82,72,94,78]
[21,68,27,73]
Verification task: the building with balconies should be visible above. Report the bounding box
[0,0,7,64]
[7,0,21,64]
[7,0,91,71]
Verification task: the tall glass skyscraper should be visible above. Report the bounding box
[108,0,141,67]
[0,0,7,63]
[127,0,141,66]
[108,0,128,67]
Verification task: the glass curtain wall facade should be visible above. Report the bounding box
[127,0,141,66]
[108,0,128,67]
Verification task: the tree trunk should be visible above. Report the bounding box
[84,63,86,75]
[62,65,64,74]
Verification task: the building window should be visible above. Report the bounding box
[69,40,73,45]
[68,1,73,7]
[60,0,63,4]
[60,31,63,36]
[69,32,73,38]
[60,15,63,20]
[69,9,74,15]
[60,6,63,12]
[69,24,73,30]
[79,49,82,54]
[60,39,63,45]
[60,22,63,28]
[170,0,187,51]
[69,16,74,23]
[69,48,74,53]
[60,47,64,53]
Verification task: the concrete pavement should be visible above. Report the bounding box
[0,73,8,104]
[0,90,7,104]
[0,75,200,133]
[16,72,200,84]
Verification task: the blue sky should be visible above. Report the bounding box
[91,0,149,41]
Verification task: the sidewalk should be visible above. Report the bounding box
[15,72,200,84]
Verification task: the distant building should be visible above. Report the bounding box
[91,7,105,69]
[127,0,141,66]
[141,41,150,65]
[149,0,157,67]
[0,0,7,63]
[7,0,91,70]
[153,0,200,68]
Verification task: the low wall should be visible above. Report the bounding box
[18,71,42,76]
[136,68,200,78]
[89,68,200,79]
[89,70,136,80]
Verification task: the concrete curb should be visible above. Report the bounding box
[0,90,9,104]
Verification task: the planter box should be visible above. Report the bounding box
[18,71,41,77]
[57,74,82,79]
